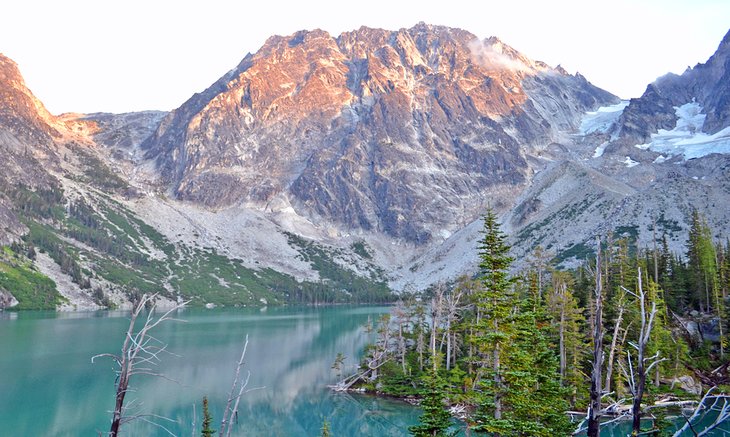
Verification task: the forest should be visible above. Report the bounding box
[336,209,730,436]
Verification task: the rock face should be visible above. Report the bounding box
[0,54,67,242]
[615,29,730,145]
[144,24,616,243]
[2,25,730,300]
[0,54,64,183]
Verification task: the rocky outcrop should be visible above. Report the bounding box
[0,54,67,240]
[615,29,730,144]
[0,54,65,181]
[143,24,616,243]
[0,289,18,309]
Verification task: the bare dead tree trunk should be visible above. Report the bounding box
[559,283,566,382]
[444,289,463,371]
[430,284,445,372]
[624,269,663,436]
[605,293,625,394]
[92,294,188,437]
[220,335,252,437]
[393,301,408,374]
[588,238,604,437]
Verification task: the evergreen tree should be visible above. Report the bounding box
[470,208,515,434]
[321,419,331,437]
[546,272,585,407]
[409,368,456,437]
[201,396,215,437]
[470,209,572,436]
[687,210,718,312]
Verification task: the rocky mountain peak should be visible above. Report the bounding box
[615,28,730,144]
[140,24,616,243]
[0,53,62,143]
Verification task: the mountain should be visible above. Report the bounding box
[613,29,730,152]
[496,28,730,268]
[1,25,730,310]
[0,53,65,244]
[142,23,616,243]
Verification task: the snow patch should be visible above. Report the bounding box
[580,101,629,136]
[623,156,639,168]
[593,141,609,158]
[653,155,668,164]
[635,102,730,160]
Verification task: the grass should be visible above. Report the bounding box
[0,246,63,310]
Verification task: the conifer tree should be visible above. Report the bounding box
[471,208,515,434]
[470,209,572,436]
[201,396,215,437]
[321,419,331,437]
[409,367,456,437]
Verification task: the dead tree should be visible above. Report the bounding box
[220,335,257,437]
[673,387,730,436]
[619,268,666,436]
[588,237,604,437]
[429,283,445,372]
[92,294,188,437]
[442,287,464,371]
[392,300,409,374]
[604,288,626,394]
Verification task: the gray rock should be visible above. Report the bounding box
[673,375,703,396]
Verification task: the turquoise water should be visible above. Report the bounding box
[0,306,421,436]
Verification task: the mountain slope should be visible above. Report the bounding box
[143,23,616,243]
[2,26,730,309]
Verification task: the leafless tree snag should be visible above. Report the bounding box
[619,269,666,435]
[92,293,188,437]
[588,237,604,437]
[220,334,258,437]
[674,387,730,436]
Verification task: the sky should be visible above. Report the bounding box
[2,0,729,114]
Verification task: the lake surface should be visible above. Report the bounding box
[0,305,421,436]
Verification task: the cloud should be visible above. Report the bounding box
[467,38,531,73]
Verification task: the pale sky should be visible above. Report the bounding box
[2,0,729,114]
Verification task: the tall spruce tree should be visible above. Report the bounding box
[470,208,572,436]
[471,208,515,435]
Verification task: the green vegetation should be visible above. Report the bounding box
[285,232,392,303]
[1,181,394,309]
[68,144,130,193]
[201,397,215,437]
[350,240,373,260]
[349,209,730,436]
[0,245,63,310]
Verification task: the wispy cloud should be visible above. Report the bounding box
[467,38,530,72]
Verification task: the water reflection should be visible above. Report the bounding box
[0,306,421,436]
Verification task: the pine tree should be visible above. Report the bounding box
[409,368,456,437]
[687,210,718,312]
[470,209,572,436]
[201,396,215,437]
[471,208,515,434]
[546,271,585,407]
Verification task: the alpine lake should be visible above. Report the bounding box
[0,305,420,436]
